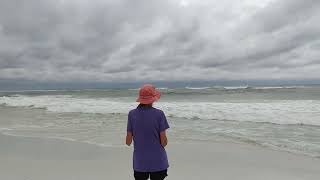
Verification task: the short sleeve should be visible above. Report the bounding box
[159,111,170,132]
[127,112,133,133]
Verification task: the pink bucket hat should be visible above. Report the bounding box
[136,84,161,104]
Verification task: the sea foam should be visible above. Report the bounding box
[1,95,320,126]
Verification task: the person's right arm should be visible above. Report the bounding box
[159,111,169,148]
[160,130,168,147]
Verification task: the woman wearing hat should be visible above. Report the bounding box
[126,84,170,180]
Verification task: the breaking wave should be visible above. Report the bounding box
[1,95,320,126]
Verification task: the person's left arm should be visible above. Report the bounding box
[126,112,133,146]
[126,131,133,146]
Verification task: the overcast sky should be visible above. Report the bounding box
[0,0,320,84]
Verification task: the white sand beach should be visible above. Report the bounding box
[1,133,320,180]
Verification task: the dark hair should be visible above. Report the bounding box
[138,103,152,108]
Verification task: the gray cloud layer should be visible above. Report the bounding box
[0,0,320,83]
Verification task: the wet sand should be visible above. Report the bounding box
[1,134,320,180]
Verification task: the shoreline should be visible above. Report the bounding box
[1,133,320,180]
[2,129,319,160]
[1,105,319,160]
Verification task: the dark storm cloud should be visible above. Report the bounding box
[0,0,320,83]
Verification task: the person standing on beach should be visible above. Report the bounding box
[126,84,170,180]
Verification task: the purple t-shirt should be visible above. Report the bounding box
[127,106,170,172]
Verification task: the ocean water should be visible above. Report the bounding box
[0,86,320,157]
